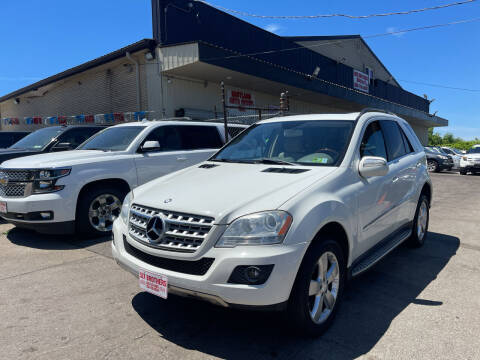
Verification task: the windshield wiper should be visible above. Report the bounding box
[254,158,297,166]
[83,148,111,152]
[210,158,255,164]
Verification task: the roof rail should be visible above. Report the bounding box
[355,108,396,121]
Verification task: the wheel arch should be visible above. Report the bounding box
[420,181,432,206]
[75,178,131,216]
[309,221,350,266]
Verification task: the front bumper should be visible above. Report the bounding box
[0,191,77,234]
[112,218,306,308]
[460,159,480,171]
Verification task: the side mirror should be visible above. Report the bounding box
[359,156,389,178]
[52,142,74,151]
[141,140,161,152]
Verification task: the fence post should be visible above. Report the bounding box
[280,92,286,116]
[221,81,228,143]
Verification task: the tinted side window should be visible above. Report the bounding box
[380,120,406,161]
[399,125,414,154]
[177,126,223,150]
[59,127,103,148]
[360,121,387,159]
[144,126,183,151]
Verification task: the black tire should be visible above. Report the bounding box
[427,160,439,173]
[76,185,127,237]
[286,239,346,337]
[460,169,467,175]
[407,194,429,248]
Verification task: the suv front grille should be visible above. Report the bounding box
[123,237,214,275]
[128,204,215,253]
[0,170,32,198]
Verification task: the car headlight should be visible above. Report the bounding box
[32,168,71,194]
[120,191,133,224]
[216,211,293,248]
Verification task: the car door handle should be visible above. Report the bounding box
[392,176,399,183]
[416,162,422,168]
[177,157,187,161]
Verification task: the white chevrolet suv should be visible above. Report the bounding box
[112,110,432,336]
[0,121,245,236]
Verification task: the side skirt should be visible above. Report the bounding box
[349,221,413,278]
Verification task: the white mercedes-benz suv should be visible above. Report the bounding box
[0,120,245,236]
[112,110,432,336]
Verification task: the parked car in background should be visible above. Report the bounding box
[0,131,30,148]
[0,125,105,164]
[459,147,480,175]
[0,120,247,236]
[440,147,462,169]
[424,147,453,172]
[113,111,431,336]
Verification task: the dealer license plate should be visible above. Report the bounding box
[139,269,168,299]
[0,201,7,214]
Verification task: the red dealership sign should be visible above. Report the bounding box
[353,70,369,93]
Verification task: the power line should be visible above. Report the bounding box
[202,17,480,61]
[197,0,477,19]
[399,79,480,92]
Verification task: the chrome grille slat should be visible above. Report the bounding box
[128,204,214,253]
[0,170,33,198]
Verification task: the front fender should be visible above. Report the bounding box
[283,198,356,267]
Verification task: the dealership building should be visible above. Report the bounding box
[0,0,448,144]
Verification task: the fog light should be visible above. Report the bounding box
[40,212,52,219]
[228,265,274,285]
[245,266,261,282]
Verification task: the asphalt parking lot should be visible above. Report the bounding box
[0,172,479,360]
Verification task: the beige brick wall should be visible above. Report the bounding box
[0,50,148,131]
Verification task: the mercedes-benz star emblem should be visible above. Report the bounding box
[145,215,166,243]
[164,198,172,204]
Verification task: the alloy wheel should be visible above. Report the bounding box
[417,200,428,240]
[308,251,340,324]
[88,194,122,232]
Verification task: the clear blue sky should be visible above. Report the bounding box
[1,0,479,139]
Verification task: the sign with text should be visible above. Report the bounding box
[228,89,255,111]
[353,70,369,93]
[139,269,168,299]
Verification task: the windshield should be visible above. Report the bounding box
[212,120,354,166]
[78,126,145,151]
[10,127,63,150]
[467,147,480,154]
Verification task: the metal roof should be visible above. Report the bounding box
[0,39,157,103]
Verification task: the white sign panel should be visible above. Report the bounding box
[227,89,255,110]
[139,269,168,299]
[353,70,369,93]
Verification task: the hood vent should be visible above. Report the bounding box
[199,163,219,169]
[262,167,310,174]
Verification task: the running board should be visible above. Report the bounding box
[351,226,412,277]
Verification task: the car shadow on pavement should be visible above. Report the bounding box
[132,231,459,360]
[6,227,111,251]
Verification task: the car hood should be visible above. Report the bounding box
[132,162,337,224]
[465,153,480,159]
[0,150,122,169]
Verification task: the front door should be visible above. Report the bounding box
[356,120,400,256]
